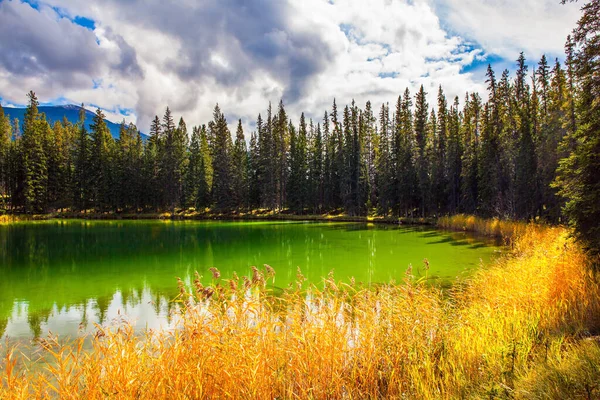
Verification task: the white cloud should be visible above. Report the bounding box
[0,0,583,134]
[434,0,580,60]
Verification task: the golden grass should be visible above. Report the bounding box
[438,214,530,242]
[0,215,19,224]
[2,216,599,399]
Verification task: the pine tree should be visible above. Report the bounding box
[274,100,289,209]
[89,108,115,211]
[308,121,324,213]
[478,102,501,217]
[363,101,378,212]
[432,86,448,214]
[288,113,308,213]
[21,91,48,213]
[143,116,161,210]
[197,125,212,209]
[399,89,418,217]
[514,53,538,219]
[446,96,463,213]
[322,111,333,210]
[73,107,91,211]
[258,108,276,209]
[537,55,551,120]
[461,93,481,214]
[376,102,392,214]
[0,105,12,209]
[173,117,189,208]
[46,121,71,210]
[555,0,600,257]
[211,105,233,211]
[414,85,429,217]
[116,122,136,210]
[184,126,202,209]
[248,129,261,209]
[232,119,249,210]
[331,100,344,210]
[342,105,352,213]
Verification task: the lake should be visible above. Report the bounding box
[0,220,501,340]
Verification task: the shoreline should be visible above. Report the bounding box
[1,211,436,226]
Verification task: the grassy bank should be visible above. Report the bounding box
[438,214,530,242]
[1,216,599,398]
[0,209,435,225]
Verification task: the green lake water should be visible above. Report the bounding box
[0,220,502,340]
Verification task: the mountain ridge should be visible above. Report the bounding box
[1,104,146,140]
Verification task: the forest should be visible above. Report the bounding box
[0,1,598,256]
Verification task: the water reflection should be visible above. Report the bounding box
[0,220,500,340]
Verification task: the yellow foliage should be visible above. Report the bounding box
[1,217,599,399]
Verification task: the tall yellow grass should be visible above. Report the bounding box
[438,214,530,242]
[1,216,599,399]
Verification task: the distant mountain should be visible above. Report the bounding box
[1,104,146,140]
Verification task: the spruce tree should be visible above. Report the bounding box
[414,85,429,217]
[0,105,11,209]
[446,97,463,214]
[197,125,212,210]
[461,93,481,214]
[248,129,261,209]
[232,119,249,210]
[73,107,91,211]
[308,121,324,213]
[211,105,233,211]
[514,53,538,219]
[555,0,600,257]
[21,91,48,213]
[184,126,202,209]
[89,108,115,211]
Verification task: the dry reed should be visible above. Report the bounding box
[1,215,599,399]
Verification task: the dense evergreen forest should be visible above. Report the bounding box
[0,0,598,254]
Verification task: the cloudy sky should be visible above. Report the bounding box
[0,0,582,132]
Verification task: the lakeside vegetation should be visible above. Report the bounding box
[1,215,599,399]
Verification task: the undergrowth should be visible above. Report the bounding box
[1,216,599,399]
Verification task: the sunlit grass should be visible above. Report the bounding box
[1,216,599,399]
[438,214,531,242]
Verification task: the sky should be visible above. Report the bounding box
[0,0,582,133]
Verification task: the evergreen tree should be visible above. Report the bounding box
[248,129,261,209]
[331,100,344,210]
[46,121,71,210]
[0,105,11,209]
[89,108,115,211]
[21,91,48,213]
[514,53,538,219]
[446,96,463,214]
[232,120,249,210]
[184,126,202,209]
[211,105,233,211]
[376,102,392,214]
[461,93,481,214]
[322,111,333,210]
[555,0,600,257]
[363,101,378,212]
[73,107,91,211]
[308,121,324,213]
[196,125,212,209]
[173,117,189,208]
[274,100,289,209]
[414,85,429,217]
[143,116,161,210]
[288,113,308,212]
[432,86,448,214]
